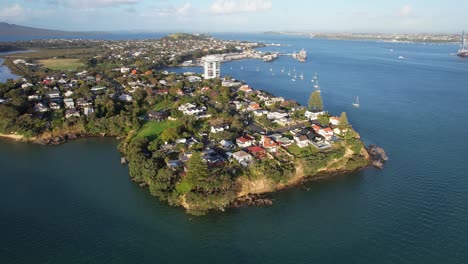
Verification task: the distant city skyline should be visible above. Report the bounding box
[0,0,467,33]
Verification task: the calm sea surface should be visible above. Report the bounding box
[1,34,468,263]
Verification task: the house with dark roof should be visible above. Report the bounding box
[148,110,168,121]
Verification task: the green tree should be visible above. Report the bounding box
[186,152,209,182]
[161,127,178,143]
[308,91,323,112]
[0,105,19,133]
[317,113,330,125]
[338,112,349,130]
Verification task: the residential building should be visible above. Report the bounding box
[203,56,220,79]
[232,150,254,166]
[247,146,266,159]
[236,135,254,148]
[148,110,168,121]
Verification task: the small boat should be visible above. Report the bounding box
[269,66,273,71]
[352,96,360,108]
[281,67,285,73]
[390,49,394,52]
[241,66,243,70]
[230,67,233,69]
[313,72,318,80]
[291,78,296,82]
[398,56,405,59]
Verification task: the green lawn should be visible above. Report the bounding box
[287,144,319,157]
[153,100,175,111]
[37,58,84,71]
[135,120,180,140]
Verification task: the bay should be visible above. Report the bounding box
[1,34,468,263]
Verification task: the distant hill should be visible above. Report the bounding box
[0,22,104,37]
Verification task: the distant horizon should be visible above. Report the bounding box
[1,22,466,36]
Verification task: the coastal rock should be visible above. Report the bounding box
[231,194,274,208]
[366,144,388,169]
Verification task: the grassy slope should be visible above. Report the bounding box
[135,120,180,139]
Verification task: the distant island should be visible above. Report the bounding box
[264,31,462,43]
[0,22,104,38]
[0,33,385,215]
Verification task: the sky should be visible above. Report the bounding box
[0,0,467,33]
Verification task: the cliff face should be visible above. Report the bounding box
[236,145,370,197]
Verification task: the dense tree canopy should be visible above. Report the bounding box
[308,91,323,112]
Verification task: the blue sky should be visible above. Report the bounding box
[0,0,467,33]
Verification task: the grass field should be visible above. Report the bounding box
[135,120,180,140]
[287,144,319,157]
[37,58,84,71]
[3,48,95,60]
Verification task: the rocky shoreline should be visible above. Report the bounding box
[0,132,113,145]
[366,144,388,169]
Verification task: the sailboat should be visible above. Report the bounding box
[281,67,285,73]
[313,72,318,80]
[269,66,273,72]
[299,72,304,80]
[352,96,360,108]
[256,67,259,72]
[288,70,291,76]
[457,30,468,57]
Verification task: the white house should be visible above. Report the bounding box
[118,94,133,102]
[253,109,268,116]
[294,135,309,148]
[236,136,254,148]
[305,110,326,120]
[49,102,61,110]
[63,98,75,109]
[210,124,230,134]
[83,106,94,116]
[232,150,254,166]
[65,109,80,118]
[330,116,340,126]
[312,124,334,141]
[267,111,289,120]
[34,103,48,113]
[178,103,206,116]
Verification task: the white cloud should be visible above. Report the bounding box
[154,3,193,17]
[36,0,139,9]
[210,0,272,14]
[0,4,25,20]
[399,5,412,17]
[176,3,192,16]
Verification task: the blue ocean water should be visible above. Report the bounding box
[1,34,468,263]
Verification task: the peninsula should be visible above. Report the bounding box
[0,34,376,215]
